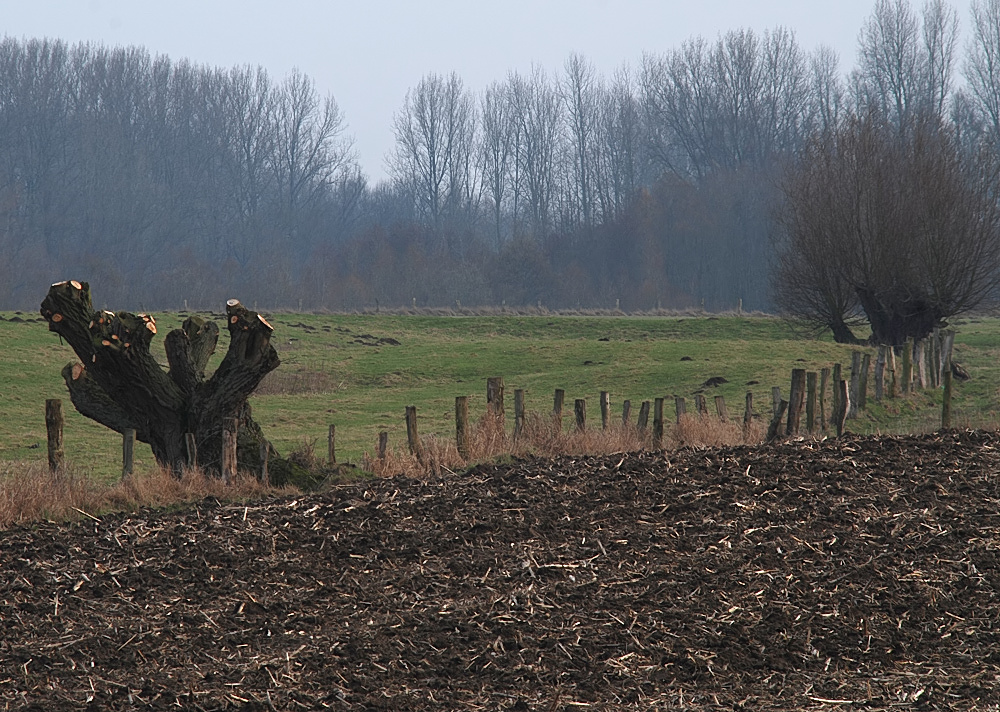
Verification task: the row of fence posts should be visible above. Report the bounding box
[764,331,957,440]
[386,331,957,460]
[42,404,268,482]
[387,377,751,462]
[41,331,958,475]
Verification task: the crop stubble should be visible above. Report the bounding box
[2,430,1000,710]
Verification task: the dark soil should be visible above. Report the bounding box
[3,430,1000,710]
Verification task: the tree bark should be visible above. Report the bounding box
[40,281,293,482]
[856,286,943,345]
[829,314,863,344]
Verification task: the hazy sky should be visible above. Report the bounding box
[6,1,889,182]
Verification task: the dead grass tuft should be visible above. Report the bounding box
[362,409,768,478]
[285,438,326,471]
[673,413,766,449]
[0,461,295,529]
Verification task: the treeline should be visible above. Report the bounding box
[3,0,1000,312]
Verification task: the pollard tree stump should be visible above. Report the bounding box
[40,281,298,482]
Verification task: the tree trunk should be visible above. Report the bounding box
[855,286,943,345]
[40,281,299,483]
[828,314,863,345]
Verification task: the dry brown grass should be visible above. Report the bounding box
[0,414,768,527]
[674,413,767,449]
[0,461,295,529]
[363,410,769,478]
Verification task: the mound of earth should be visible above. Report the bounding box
[3,431,1000,710]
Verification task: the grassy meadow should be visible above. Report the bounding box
[2,308,1000,482]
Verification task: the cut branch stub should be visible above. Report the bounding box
[165,316,220,394]
[40,281,95,360]
[183,316,219,376]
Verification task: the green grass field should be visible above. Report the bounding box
[2,309,998,481]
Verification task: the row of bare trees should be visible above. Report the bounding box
[0,38,361,308]
[7,0,1000,318]
[388,30,827,250]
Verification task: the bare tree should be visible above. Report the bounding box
[510,66,562,238]
[641,39,719,180]
[223,66,276,256]
[776,111,1000,344]
[642,28,806,180]
[858,0,921,125]
[480,80,516,249]
[965,0,1000,140]
[857,0,957,126]
[773,126,865,342]
[273,69,354,238]
[390,72,476,244]
[712,28,764,166]
[758,27,810,156]
[921,0,959,117]
[594,67,643,221]
[561,52,600,228]
[806,46,845,134]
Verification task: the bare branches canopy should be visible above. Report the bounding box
[775,112,1000,344]
[6,1,1000,316]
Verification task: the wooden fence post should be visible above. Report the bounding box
[377,431,388,459]
[819,367,830,431]
[940,331,956,387]
[805,372,817,433]
[184,433,198,470]
[622,399,632,427]
[637,401,651,432]
[930,329,941,388]
[222,417,238,483]
[835,380,849,436]
[455,396,470,458]
[832,363,842,418]
[405,406,422,460]
[45,399,64,473]
[874,346,886,402]
[258,441,270,481]
[122,428,135,477]
[653,398,665,448]
[859,353,870,410]
[574,399,586,432]
[901,338,913,394]
[743,392,754,432]
[553,389,565,430]
[848,351,862,419]
[786,369,806,436]
[514,389,526,440]
[766,400,788,441]
[942,359,953,429]
[675,396,687,424]
[487,377,505,414]
[328,424,336,465]
[887,347,897,398]
[600,391,611,430]
[714,395,728,422]
[915,339,928,389]
[695,394,708,417]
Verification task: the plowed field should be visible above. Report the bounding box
[3,430,1000,710]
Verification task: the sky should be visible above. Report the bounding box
[4,0,891,182]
